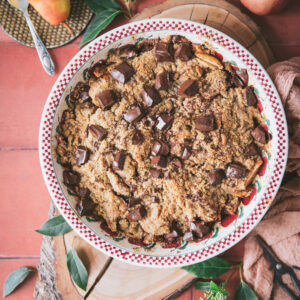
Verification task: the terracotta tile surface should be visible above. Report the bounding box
[0,150,49,256]
[0,0,299,298]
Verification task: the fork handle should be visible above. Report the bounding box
[24,10,55,76]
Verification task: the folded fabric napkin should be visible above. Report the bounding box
[243,57,300,299]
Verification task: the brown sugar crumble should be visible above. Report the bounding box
[55,35,267,247]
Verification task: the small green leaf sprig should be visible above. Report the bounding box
[80,0,136,47]
[182,257,258,300]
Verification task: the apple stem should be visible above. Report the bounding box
[62,22,73,35]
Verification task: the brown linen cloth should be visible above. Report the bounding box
[243,57,300,300]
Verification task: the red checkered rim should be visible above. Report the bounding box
[39,19,288,267]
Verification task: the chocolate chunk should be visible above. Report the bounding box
[232,68,248,87]
[100,221,118,237]
[80,86,90,102]
[164,230,178,242]
[79,187,90,199]
[181,146,192,160]
[155,43,173,62]
[124,106,144,123]
[149,168,163,178]
[178,80,198,97]
[144,116,157,127]
[244,143,259,157]
[96,90,117,110]
[128,237,149,247]
[155,71,170,91]
[171,158,182,168]
[244,87,257,107]
[156,113,174,130]
[76,198,96,217]
[126,206,147,221]
[195,115,216,132]
[151,155,167,168]
[63,170,80,186]
[142,85,162,107]
[89,125,107,141]
[139,39,157,52]
[171,35,186,43]
[150,196,159,203]
[132,130,144,145]
[128,197,142,208]
[190,221,210,239]
[175,43,193,61]
[151,140,170,156]
[251,126,269,144]
[112,151,126,171]
[183,231,194,241]
[110,62,135,83]
[118,44,137,58]
[207,169,225,185]
[226,163,247,179]
[88,60,106,78]
[75,146,89,166]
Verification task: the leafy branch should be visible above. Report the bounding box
[81,0,137,47]
[182,257,258,300]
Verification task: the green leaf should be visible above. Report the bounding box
[3,267,34,297]
[36,215,72,236]
[80,9,121,47]
[210,281,229,296]
[234,281,258,300]
[65,94,70,107]
[67,248,88,291]
[84,0,120,13]
[182,257,230,279]
[195,281,211,291]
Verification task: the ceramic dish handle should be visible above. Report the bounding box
[24,10,55,76]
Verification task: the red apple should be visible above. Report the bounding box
[240,0,290,15]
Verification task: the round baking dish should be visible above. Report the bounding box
[39,19,288,267]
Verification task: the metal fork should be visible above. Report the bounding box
[7,0,55,75]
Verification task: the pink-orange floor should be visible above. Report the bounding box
[0,0,299,299]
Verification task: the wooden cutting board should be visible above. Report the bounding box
[35,1,274,299]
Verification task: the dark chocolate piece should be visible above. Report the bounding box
[155,43,173,62]
[244,143,259,157]
[63,170,80,186]
[144,116,157,127]
[118,44,137,58]
[175,43,193,61]
[142,85,162,107]
[226,163,247,179]
[128,197,142,208]
[150,196,159,203]
[251,126,269,144]
[110,62,135,83]
[207,169,225,185]
[139,39,157,52]
[126,206,147,221]
[132,130,144,145]
[89,125,107,141]
[149,168,163,178]
[112,151,126,171]
[181,146,192,160]
[79,188,90,199]
[151,140,170,156]
[164,230,178,242]
[75,146,89,166]
[124,106,144,123]
[183,231,194,241]
[195,115,216,132]
[170,158,182,168]
[190,221,210,239]
[151,155,167,168]
[232,68,248,87]
[244,87,257,107]
[156,113,174,130]
[96,90,117,110]
[76,198,96,217]
[178,80,198,97]
[155,71,170,91]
